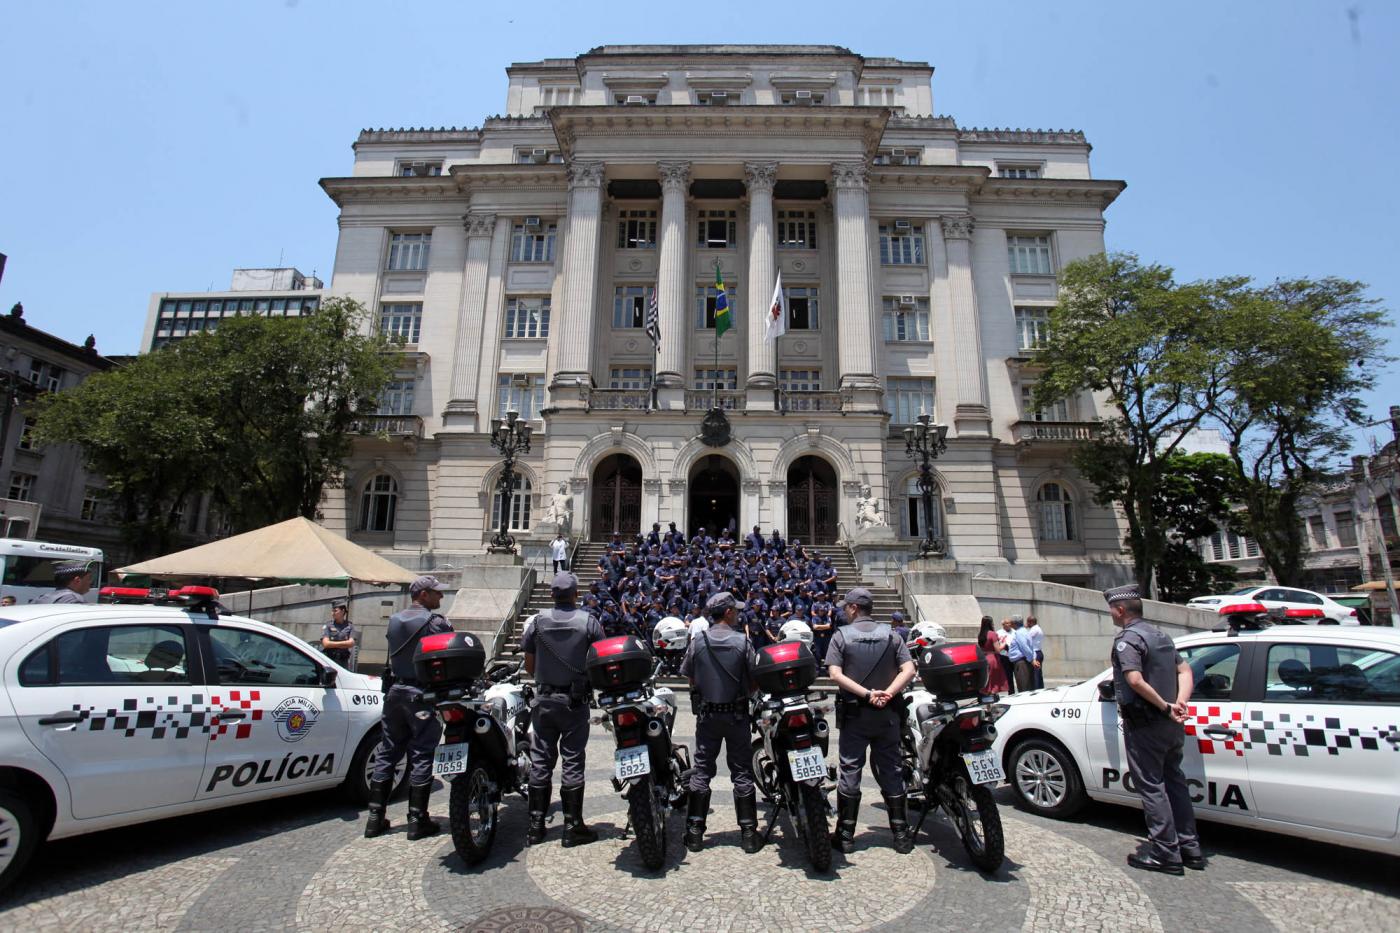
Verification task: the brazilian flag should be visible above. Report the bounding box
[714,267,732,337]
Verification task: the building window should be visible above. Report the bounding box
[378,303,422,344]
[608,367,652,390]
[1015,307,1051,351]
[16,418,37,451]
[490,475,532,532]
[905,476,943,541]
[7,472,36,502]
[1021,385,1070,422]
[617,210,658,250]
[1308,515,1328,549]
[860,86,899,107]
[779,90,824,105]
[694,368,738,391]
[397,161,443,177]
[780,369,822,392]
[873,148,920,166]
[696,90,735,106]
[358,474,398,533]
[81,487,102,522]
[614,93,657,106]
[537,86,579,107]
[879,224,925,265]
[504,297,551,338]
[786,287,819,330]
[1334,510,1357,548]
[998,165,1041,179]
[1209,531,1224,561]
[886,378,936,425]
[694,283,736,329]
[882,297,930,342]
[28,360,64,393]
[516,147,564,164]
[496,374,545,421]
[377,379,415,416]
[1008,234,1053,275]
[776,210,817,249]
[511,222,556,263]
[696,210,737,249]
[1378,494,1397,538]
[613,285,653,329]
[1036,483,1075,542]
[386,232,431,272]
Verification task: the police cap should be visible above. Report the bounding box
[1103,584,1143,605]
[551,571,579,592]
[837,587,874,610]
[53,560,93,581]
[409,575,443,595]
[705,591,746,616]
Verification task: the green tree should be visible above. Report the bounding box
[1034,252,1247,594]
[1151,452,1242,603]
[1209,278,1391,584]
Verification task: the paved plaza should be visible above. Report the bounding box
[3,710,1397,932]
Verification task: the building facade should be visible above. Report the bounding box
[142,267,323,351]
[318,45,1131,586]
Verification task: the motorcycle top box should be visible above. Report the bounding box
[754,640,817,695]
[413,631,486,688]
[586,635,653,690]
[917,641,987,700]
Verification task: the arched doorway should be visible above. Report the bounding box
[688,455,739,539]
[590,454,642,541]
[787,455,838,545]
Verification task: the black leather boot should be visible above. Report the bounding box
[405,782,441,841]
[734,790,762,854]
[559,784,598,847]
[363,778,393,838]
[885,793,914,854]
[830,791,860,854]
[526,781,551,846]
[683,788,710,852]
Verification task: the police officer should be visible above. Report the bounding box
[523,572,605,847]
[1105,584,1205,874]
[365,575,453,841]
[825,587,917,854]
[681,591,761,854]
[39,561,94,604]
[320,601,357,668]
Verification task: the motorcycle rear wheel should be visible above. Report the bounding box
[449,765,498,866]
[629,777,667,871]
[947,774,1004,872]
[751,738,778,804]
[799,782,832,872]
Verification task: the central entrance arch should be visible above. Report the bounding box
[688,454,739,540]
[590,454,642,541]
[787,455,838,545]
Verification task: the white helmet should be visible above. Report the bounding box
[779,618,814,646]
[654,616,688,651]
[909,621,947,649]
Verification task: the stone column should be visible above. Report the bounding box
[655,161,691,408]
[744,161,778,410]
[940,215,991,436]
[550,160,606,409]
[443,211,496,428]
[831,162,882,411]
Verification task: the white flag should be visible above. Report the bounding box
[765,272,787,344]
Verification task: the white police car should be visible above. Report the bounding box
[0,589,407,892]
[992,622,1400,855]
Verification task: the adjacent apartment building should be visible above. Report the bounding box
[142,267,322,351]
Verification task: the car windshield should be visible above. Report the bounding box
[1229,586,1260,596]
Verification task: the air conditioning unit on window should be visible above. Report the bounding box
[898,295,917,307]
[530,148,549,163]
[709,91,728,102]
[523,216,542,229]
[511,374,532,388]
[889,148,906,158]
[894,219,912,230]
[624,95,648,105]
[794,89,813,100]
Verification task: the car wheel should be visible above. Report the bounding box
[0,789,42,895]
[343,726,409,804]
[1009,737,1086,819]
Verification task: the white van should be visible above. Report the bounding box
[0,540,104,604]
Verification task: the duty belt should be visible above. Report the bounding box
[536,683,578,696]
[701,700,744,715]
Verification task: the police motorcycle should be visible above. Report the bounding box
[586,634,692,871]
[750,620,834,871]
[652,616,689,677]
[413,632,533,865]
[898,621,1008,872]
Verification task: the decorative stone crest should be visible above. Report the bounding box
[830,162,869,191]
[567,160,605,189]
[463,211,496,238]
[743,161,778,193]
[940,215,974,240]
[701,408,732,447]
[657,161,691,192]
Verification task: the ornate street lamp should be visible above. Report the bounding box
[488,409,532,553]
[903,412,949,558]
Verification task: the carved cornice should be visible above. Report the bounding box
[831,162,868,192]
[958,127,1088,146]
[940,215,974,240]
[463,211,497,237]
[657,160,692,192]
[448,164,568,190]
[319,175,462,206]
[567,160,606,190]
[743,161,778,193]
[355,126,483,146]
[868,165,988,190]
[975,178,1127,209]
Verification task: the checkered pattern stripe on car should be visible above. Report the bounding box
[64,690,264,741]
[1185,705,1399,758]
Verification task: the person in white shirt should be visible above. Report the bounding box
[687,614,710,640]
[1027,616,1045,689]
[550,533,569,573]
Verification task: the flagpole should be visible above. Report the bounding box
[712,259,721,411]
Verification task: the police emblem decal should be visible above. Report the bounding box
[273,697,321,743]
[1116,642,1128,652]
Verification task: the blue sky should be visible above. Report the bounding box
[2,1,1396,446]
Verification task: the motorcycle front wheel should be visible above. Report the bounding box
[799,782,832,872]
[449,765,498,866]
[629,776,667,871]
[946,774,1004,872]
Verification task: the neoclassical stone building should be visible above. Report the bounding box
[319,44,1131,587]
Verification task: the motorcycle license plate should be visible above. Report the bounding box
[961,749,1004,785]
[787,747,826,782]
[615,746,651,780]
[432,742,469,777]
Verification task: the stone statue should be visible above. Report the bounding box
[855,484,886,529]
[544,482,573,528]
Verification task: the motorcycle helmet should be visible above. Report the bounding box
[653,616,688,651]
[909,620,948,648]
[779,618,814,647]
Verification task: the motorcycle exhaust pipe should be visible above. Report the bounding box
[646,719,664,738]
[474,717,492,734]
[814,719,830,738]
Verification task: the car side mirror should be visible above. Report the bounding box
[1097,680,1115,702]
[320,667,338,688]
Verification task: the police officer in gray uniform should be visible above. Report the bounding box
[364,575,454,841]
[1105,584,1205,874]
[825,587,918,854]
[681,591,760,854]
[523,572,605,847]
[38,561,94,604]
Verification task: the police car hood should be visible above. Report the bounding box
[997,678,1099,707]
[337,669,382,691]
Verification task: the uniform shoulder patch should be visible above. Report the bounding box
[1116,641,1129,653]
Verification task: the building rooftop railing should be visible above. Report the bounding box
[351,414,425,438]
